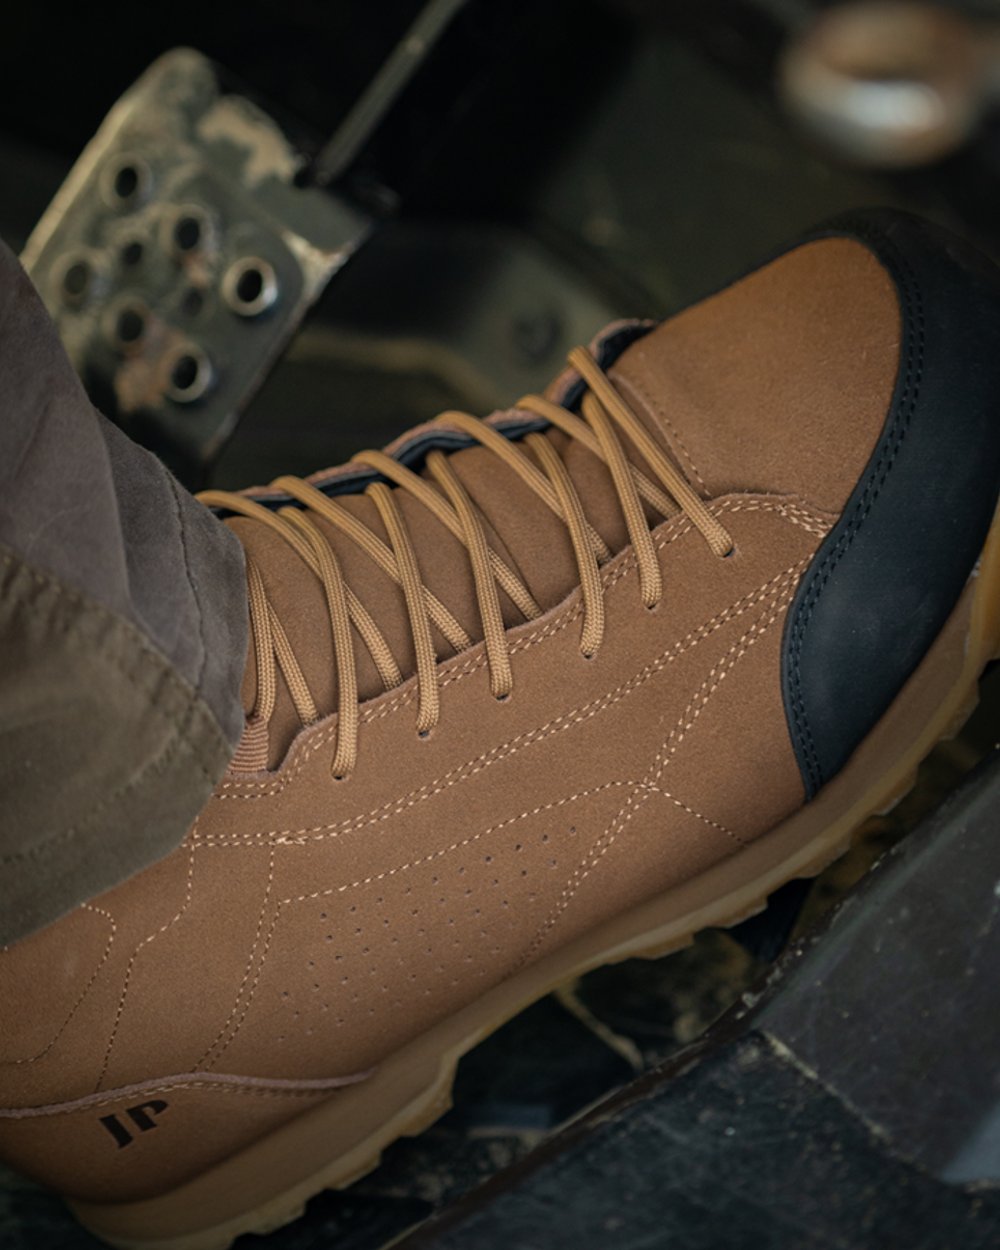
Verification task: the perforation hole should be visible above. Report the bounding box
[172,210,207,254]
[121,240,144,267]
[113,165,139,200]
[101,156,151,209]
[182,287,204,317]
[222,256,279,318]
[58,255,97,307]
[165,344,214,404]
[111,302,147,348]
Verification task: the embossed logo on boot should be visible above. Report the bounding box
[99,1100,169,1148]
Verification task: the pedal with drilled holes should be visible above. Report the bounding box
[20,48,373,483]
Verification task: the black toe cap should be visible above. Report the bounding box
[781,209,1000,796]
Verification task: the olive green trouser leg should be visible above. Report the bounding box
[0,238,247,946]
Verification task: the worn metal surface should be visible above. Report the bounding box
[21,49,372,475]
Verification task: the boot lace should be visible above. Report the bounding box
[199,346,733,778]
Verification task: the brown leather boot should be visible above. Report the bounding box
[4,210,1000,1250]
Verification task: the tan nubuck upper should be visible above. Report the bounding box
[0,237,902,1216]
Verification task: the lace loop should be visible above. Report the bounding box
[427,450,513,701]
[569,347,734,558]
[526,432,605,657]
[367,481,440,737]
[351,448,542,622]
[283,509,359,778]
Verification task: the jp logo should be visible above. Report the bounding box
[98,1100,169,1148]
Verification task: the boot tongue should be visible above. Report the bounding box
[230,319,681,769]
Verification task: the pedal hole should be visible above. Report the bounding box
[222,257,279,318]
[120,240,144,267]
[59,256,94,305]
[101,156,152,210]
[164,206,213,259]
[165,344,214,404]
[111,301,148,349]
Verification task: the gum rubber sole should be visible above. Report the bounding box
[73,504,1000,1250]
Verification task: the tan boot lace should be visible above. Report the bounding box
[199,345,733,779]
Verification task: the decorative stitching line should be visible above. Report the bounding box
[1,903,117,1068]
[0,1078,362,1117]
[217,497,830,798]
[196,559,811,850]
[787,233,923,794]
[60,547,815,1076]
[280,780,732,905]
[524,573,798,958]
[94,841,198,1092]
[197,847,277,1071]
[201,780,738,1065]
[199,783,646,1066]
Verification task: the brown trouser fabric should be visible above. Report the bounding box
[0,238,247,946]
